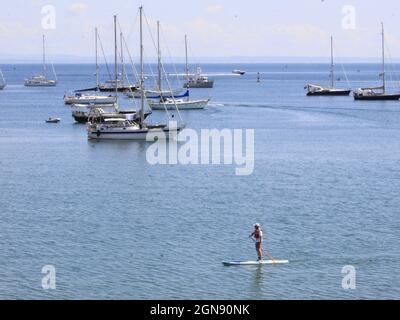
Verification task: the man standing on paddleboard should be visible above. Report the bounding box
[250,223,263,261]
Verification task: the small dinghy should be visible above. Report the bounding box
[46,117,61,123]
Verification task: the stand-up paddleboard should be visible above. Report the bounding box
[223,260,289,266]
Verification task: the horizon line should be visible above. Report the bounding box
[1,56,399,64]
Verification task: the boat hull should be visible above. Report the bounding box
[24,82,57,87]
[184,82,214,89]
[307,90,351,96]
[354,94,400,101]
[149,99,209,110]
[73,111,151,124]
[46,119,61,123]
[88,127,183,140]
[99,86,137,92]
[127,90,189,99]
[65,97,117,105]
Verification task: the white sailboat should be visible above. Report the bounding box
[64,93,117,105]
[64,27,118,105]
[97,27,137,93]
[149,34,210,111]
[127,21,187,100]
[87,7,185,140]
[354,23,400,101]
[305,36,351,96]
[24,35,57,87]
[149,98,209,110]
[0,69,6,90]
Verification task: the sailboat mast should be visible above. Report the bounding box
[120,32,125,85]
[43,35,46,77]
[381,22,386,93]
[95,27,99,88]
[157,21,162,92]
[114,15,118,96]
[140,6,145,125]
[185,34,189,81]
[330,36,334,88]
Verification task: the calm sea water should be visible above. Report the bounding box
[0,63,399,300]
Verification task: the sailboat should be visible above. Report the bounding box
[24,35,57,87]
[0,69,6,90]
[64,27,118,105]
[87,7,185,140]
[98,25,137,93]
[354,23,400,101]
[74,18,149,124]
[126,21,188,99]
[149,34,210,111]
[306,36,351,96]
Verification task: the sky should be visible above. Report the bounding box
[0,0,400,63]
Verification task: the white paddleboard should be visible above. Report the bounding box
[223,260,289,266]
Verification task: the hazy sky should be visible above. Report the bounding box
[0,0,400,62]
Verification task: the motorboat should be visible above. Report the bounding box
[184,67,214,89]
[232,70,246,76]
[46,117,61,123]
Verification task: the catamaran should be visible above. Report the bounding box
[0,69,6,90]
[87,7,185,140]
[24,35,57,87]
[305,36,351,96]
[354,23,400,101]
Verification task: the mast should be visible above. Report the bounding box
[330,36,334,88]
[140,6,145,125]
[157,21,162,92]
[185,34,189,82]
[43,35,47,77]
[381,22,386,93]
[114,15,118,96]
[95,27,99,88]
[120,32,125,85]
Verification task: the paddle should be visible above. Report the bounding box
[250,236,277,264]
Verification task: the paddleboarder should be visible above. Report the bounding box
[250,223,264,261]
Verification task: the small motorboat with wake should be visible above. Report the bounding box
[232,70,246,76]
